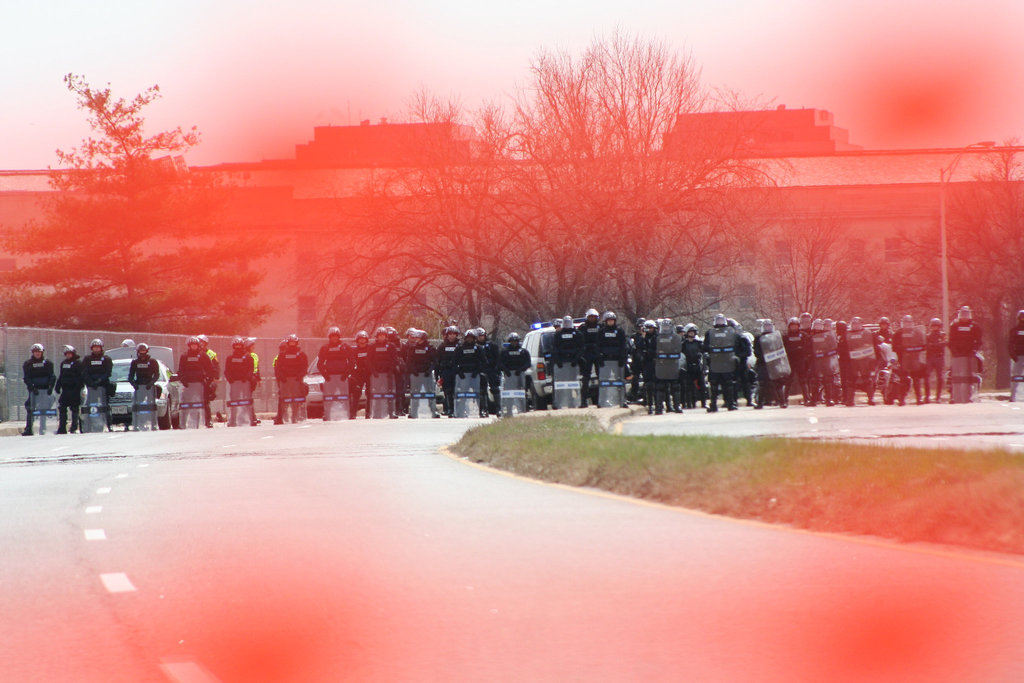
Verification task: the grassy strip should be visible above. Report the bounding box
[453,415,1024,555]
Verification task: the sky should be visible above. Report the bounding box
[2,0,1023,169]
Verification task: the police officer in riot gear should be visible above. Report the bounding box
[317,327,351,420]
[729,318,754,407]
[782,317,806,406]
[436,326,461,417]
[681,324,706,409]
[949,306,982,403]
[844,317,878,406]
[579,308,602,407]
[456,328,487,417]
[892,314,926,405]
[55,345,84,434]
[83,340,116,431]
[128,343,159,391]
[596,312,628,408]
[225,336,258,424]
[22,344,56,436]
[639,320,659,412]
[477,328,501,416]
[924,318,947,403]
[703,314,739,411]
[348,331,372,418]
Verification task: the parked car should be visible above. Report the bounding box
[106,356,182,430]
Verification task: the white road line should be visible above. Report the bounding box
[221,444,236,448]
[96,487,112,495]
[138,463,150,468]
[85,506,102,514]
[115,473,129,479]
[51,446,68,452]
[160,659,221,683]
[299,424,312,429]
[808,417,818,424]
[84,529,107,541]
[261,436,273,440]
[100,573,137,593]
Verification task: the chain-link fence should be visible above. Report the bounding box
[1,325,327,422]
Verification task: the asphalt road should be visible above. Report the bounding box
[2,416,1023,682]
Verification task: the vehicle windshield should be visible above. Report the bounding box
[111,361,132,383]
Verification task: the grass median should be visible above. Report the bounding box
[452,415,1024,556]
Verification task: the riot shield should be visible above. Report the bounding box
[29,389,58,436]
[180,383,205,429]
[132,386,158,431]
[280,377,307,423]
[597,362,626,408]
[81,386,109,433]
[368,372,394,419]
[707,328,738,374]
[500,372,527,417]
[408,372,437,419]
[846,330,876,376]
[759,331,791,381]
[226,381,254,427]
[454,373,480,418]
[552,363,581,409]
[950,356,976,404]
[812,334,840,376]
[1010,358,1024,402]
[900,326,927,374]
[655,334,682,380]
[322,377,351,421]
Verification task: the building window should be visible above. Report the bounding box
[884,237,904,263]
[298,295,317,325]
[703,284,721,311]
[737,283,756,310]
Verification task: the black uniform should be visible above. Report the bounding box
[498,344,532,375]
[128,354,159,389]
[225,350,257,385]
[436,339,461,417]
[455,340,487,417]
[479,337,501,415]
[348,343,372,418]
[55,353,84,433]
[579,319,602,406]
[22,355,56,433]
[681,336,707,409]
[703,325,739,411]
[924,329,946,403]
[82,351,115,429]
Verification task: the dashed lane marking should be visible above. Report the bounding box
[84,529,106,541]
[115,473,129,479]
[85,506,102,514]
[100,573,136,593]
[261,436,273,440]
[160,659,221,683]
[96,487,112,495]
[808,416,818,424]
[138,463,150,468]
[51,446,68,452]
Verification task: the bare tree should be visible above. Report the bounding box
[945,142,1024,386]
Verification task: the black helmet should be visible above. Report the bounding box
[327,326,341,337]
[137,342,150,354]
[355,330,370,341]
[63,344,76,355]
[31,343,44,353]
[444,325,459,336]
[232,336,244,348]
[507,332,521,343]
[286,333,299,345]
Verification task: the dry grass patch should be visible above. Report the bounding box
[452,415,1024,555]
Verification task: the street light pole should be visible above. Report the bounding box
[937,141,995,330]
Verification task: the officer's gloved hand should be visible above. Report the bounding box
[458,373,465,380]
[514,370,522,377]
